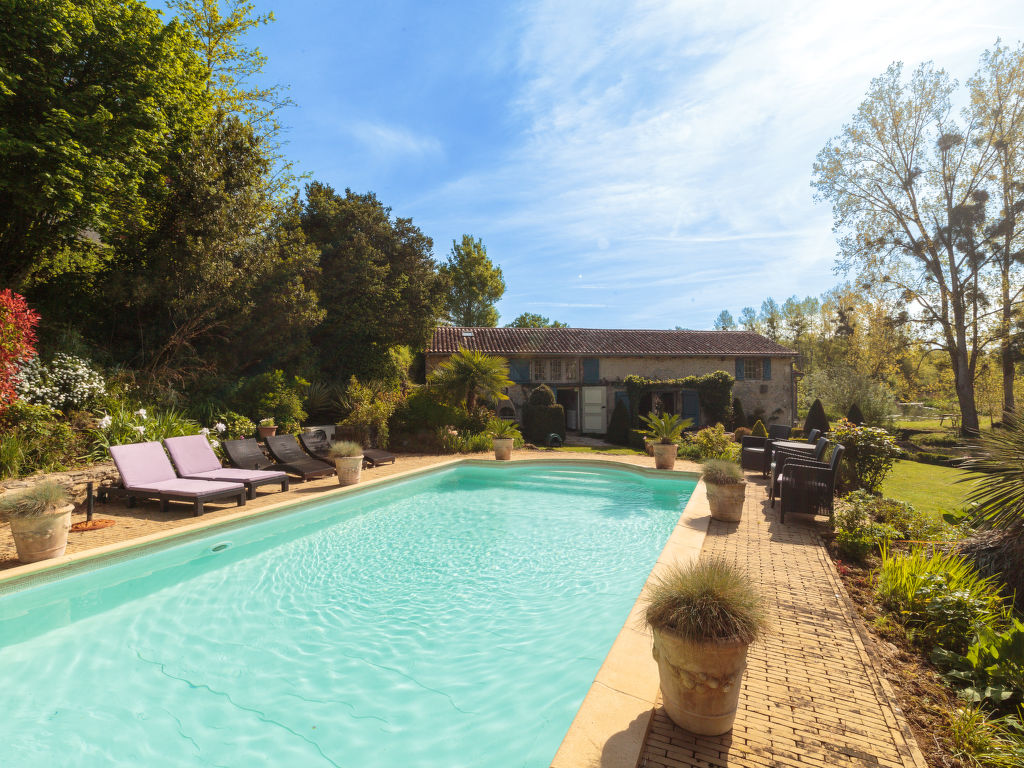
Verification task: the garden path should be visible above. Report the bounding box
[638,474,927,768]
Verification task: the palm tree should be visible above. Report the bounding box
[428,348,513,411]
[959,416,1024,532]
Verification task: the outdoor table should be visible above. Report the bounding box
[770,440,817,453]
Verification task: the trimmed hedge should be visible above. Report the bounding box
[523,404,565,443]
[606,398,631,445]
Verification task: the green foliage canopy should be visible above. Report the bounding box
[439,235,505,327]
[505,313,567,328]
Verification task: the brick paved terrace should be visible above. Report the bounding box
[639,472,927,768]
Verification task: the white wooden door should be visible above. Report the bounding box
[581,386,606,433]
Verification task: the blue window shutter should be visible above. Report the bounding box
[583,358,600,384]
[762,358,771,380]
[735,358,745,381]
[509,360,530,383]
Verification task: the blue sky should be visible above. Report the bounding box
[177,0,1024,329]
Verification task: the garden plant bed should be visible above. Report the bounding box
[829,551,984,768]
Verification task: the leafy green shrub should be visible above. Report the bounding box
[217,411,255,440]
[89,402,199,460]
[230,370,309,433]
[523,403,565,443]
[645,557,767,643]
[434,427,493,454]
[606,398,631,445]
[803,364,897,427]
[338,377,400,448]
[15,353,106,412]
[683,423,739,462]
[833,494,900,560]
[837,490,950,543]
[733,426,751,441]
[750,419,768,438]
[911,450,957,467]
[829,418,902,492]
[0,400,78,478]
[676,442,703,461]
[875,547,1009,654]
[391,386,465,433]
[933,619,1024,709]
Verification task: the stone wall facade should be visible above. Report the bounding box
[0,462,120,507]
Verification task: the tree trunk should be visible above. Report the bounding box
[952,347,981,437]
[1001,276,1016,419]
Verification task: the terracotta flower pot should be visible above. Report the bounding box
[652,628,751,735]
[705,481,746,522]
[258,425,277,439]
[334,456,362,486]
[492,438,514,461]
[9,504,74,563]
[653,442,677,470]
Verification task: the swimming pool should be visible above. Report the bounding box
[0,462,695,767]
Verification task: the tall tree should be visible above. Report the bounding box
[713,310,736,330]
[759,298,783,342]
[439,235,505,327]
[813,61,1002,435]
[971,43,1024,417]
[301,181,447,382]
[0,0,209,290]
[738,306,760,332]
[505,313,567,328]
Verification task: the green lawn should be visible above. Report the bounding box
[880,460,975,517]
[892,418,995,432]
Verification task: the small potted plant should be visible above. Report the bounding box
[638,412,692,470]
[645,557,767,735]
[701,459,747,522]
[258,417,277,439]
[488,418,521,460]
[0,481,74,563]
[327,440,364,486]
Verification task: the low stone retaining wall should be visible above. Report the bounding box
[0,463,119,507]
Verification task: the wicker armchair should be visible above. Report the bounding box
[740,435,768,472]
[806,429,821,443]
[769,437,829,506]
[768,424,793,441]
[778,445,845,523]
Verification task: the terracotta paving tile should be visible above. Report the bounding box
[636,472,927,768]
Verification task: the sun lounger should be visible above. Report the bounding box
[299,429,397,469]
[164,435,289,499]
[264,435,336,480]
[106,441,246,516]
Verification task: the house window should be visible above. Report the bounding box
[533,359,547,381]
[565,360,578,381]
[743,358,763,380]
[550,359,562,381]
[508,359,531,383]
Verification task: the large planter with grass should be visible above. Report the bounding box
[328,441,364,486]
[488,418,521,461]
[653,443,678,470]
[702,460,747,522]
[1,482,74,564]
[646,559,766,736]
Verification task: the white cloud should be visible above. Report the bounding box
[348,121,442,158]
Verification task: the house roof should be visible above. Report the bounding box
[428,327,796,357]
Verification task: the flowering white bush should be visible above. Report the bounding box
[15,354,105,411]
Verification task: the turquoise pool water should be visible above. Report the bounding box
[0,462,694,768]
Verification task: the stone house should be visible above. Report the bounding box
[425,327,798,433]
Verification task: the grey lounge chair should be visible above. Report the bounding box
[264,435,336,480]
[105,441,246,516]
[164,435,289,499]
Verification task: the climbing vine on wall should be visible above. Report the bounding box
[622,371,734,427]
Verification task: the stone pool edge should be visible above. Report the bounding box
[549,476,709,768]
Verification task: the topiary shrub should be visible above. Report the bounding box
[528,384,555,407]
[803,398,830,436]
[731,397,746,430]
[606,397,631,445]
[523,402,565,443]
[847,402,865,425]
[750,420,768,438]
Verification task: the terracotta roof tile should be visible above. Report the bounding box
[428,327,796,357]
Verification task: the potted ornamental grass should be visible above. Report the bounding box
[257,417,277,439]
[701,459,747,522]
[0,481,74,563]
[328,440,364,486]
[639,412,691,470]
[487,418,521,461]
[645,557,767,735]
